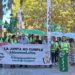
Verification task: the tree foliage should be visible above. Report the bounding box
[52,0,75,32]
[12,0,75,32]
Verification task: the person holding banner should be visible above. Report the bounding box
[3,32,8,42]
[10,35,18,44]
[51,36,59,65]
[42,36,47,44]
[59,36,70,71]
[60,36,70,55]
[19,35,29,44]
[34,36,42,44]
[70,39,75,65]
[28,34,34,43]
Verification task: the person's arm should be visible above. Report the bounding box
[58,42,61,52]
[68,43,71,55]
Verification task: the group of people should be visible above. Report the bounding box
[50,36,75,66]
[0,32,75,66]
[0,32,48,44]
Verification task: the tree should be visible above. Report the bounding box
[11,0,75,32]
[12,0,21,17]
[21,0,46,30]
[52,0,75,32]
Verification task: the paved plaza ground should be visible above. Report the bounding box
[0,65,75,75]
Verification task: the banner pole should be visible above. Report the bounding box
[17,7,22,30]
[47,0,52,65]
[47,0,51,44]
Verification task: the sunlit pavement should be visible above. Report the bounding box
[0,65,75,75]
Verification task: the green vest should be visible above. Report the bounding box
[51,42,59,53]
[14,40,17,44]
[60,42,69,53]
[10,39,17,44]
[0,37,3,43]
[5,37,9,42]
[29,38,33,43]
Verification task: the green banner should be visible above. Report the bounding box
[44,18,47,28]
[59,51,68,72]
[62,25,65,33]
[20,29,46,36]
[51,23,55,32]
[55,24,60,32]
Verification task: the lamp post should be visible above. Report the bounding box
[47,0,52,66]
[17,0,24,30]
[47,0,51,44]
[17,7,23,30]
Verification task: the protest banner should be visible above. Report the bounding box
[0,44,51,65]
[59,51,68,72]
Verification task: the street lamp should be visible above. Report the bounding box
[17,6,23,30]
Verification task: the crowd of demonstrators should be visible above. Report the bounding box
[0,32,48,44]
[69,38,75,65]
[51,36,59,65]
[51,36,71,66]
[19,35,29,44]
[0,32,75,66]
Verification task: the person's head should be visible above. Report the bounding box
[57,37,61,42]
[52,36,56,42]
[44,36,47,41]
[31,34,34,38]
[28,34,31,38]
[11,35,16,40]
[36,36,39,40]
[4,32,7,37]
[66,38,69,42]
[29,34,33,39]
[18,36,21,39]
[62,36,66,42]
[69,38,74,43]
[21,34,25,40]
